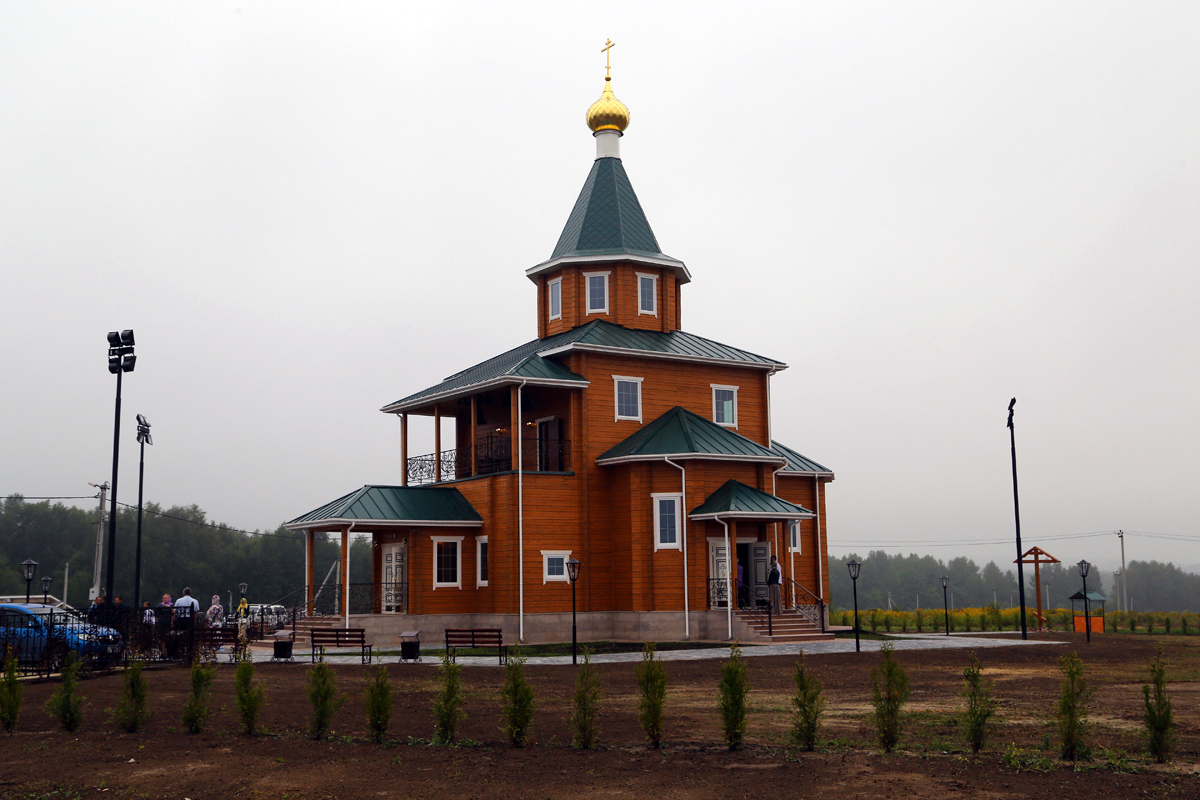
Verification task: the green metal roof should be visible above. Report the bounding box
[689,479,814,520]
[382,320,784,413]
[1069,591,1107,603]
[770,440,834,476]
[285,485,483,529]
[552,157,664,260]
[527,157,689,282]
[597,406,786,464]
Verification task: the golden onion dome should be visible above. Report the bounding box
[586,76,630,133]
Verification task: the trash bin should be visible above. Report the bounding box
[399,630,421,663]
[272,631,294,663]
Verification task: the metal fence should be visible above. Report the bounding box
[0,605,208,676]
[293,583,408,617]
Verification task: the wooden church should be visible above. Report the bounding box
[287,57,835,644]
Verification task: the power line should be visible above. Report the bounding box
[113,501,299,538]
[2,495,101,501]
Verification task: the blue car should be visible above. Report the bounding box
[0,603,124,670]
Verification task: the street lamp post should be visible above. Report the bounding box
[1078,560,1091,644]
[941,575,950,636]
[847,559,861,653]
[1006,398,1029,640]
[21,559,38,604]
[104,329,136,612]
[567,557,581,665]
[41,576,52,605]
[133,414,152,613]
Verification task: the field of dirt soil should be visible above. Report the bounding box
[2,633,1198,799]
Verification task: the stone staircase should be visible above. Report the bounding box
[733,608,835,643]
[281,616,341,648]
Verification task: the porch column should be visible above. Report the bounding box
[729,520,740,610]
[470,395,478,477]
[306,529,315,616]
[814,476,823,601]
[434,407,442,482]
[400,414,408,486]
[341,526,350,629]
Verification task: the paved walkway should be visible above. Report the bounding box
[251,632,1061,668]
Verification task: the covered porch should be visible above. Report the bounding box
[689,479,822,633]
[381,352,588,486]
[283,484,484,621]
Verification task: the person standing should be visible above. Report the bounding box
[767,555,783,616]
[174,587,200,629]
[205,595,224,627]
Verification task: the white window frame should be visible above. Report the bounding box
[613,375,644,422]
[652,493,682,551]
[711,384,739,428]
[788,521,801,553]
[431,535,465,590]
[476,536,489,588]
[541,550,573,584]
[583,271,610,315]
[548,277,562,321]
[636,272,658,316]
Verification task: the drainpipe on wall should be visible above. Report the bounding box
[719,517,732,640]
[517,379,528,643]
[814,475,823,604]
[664,456,689,640]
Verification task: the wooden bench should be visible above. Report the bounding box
[193,626,244,664]
[445,628,507,665]
[310,628,372,664]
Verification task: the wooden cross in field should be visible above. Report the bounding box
[1016,546,1060,630]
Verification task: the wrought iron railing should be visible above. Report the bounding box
[785,578,827,632]
[407,434,572,485]
[281,583,408,618]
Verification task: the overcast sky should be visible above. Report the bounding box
[2,2,1197,581]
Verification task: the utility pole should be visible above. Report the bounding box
[63,562,69,608]
[87,483,108,601]
[1118,530,1128,614]
[1007,398,1029,640]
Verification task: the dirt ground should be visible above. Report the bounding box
[3,633,1198,799]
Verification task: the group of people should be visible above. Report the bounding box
[89,587,251,629]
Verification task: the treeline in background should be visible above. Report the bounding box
[827,550,1200,614]
[0,496,370,608]
[4,497,1199,614]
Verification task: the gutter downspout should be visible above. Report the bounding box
[719,517,732,640]
[517,379,528,643]
[345,521,358,629]
[664,457,689,640]
[814,475,823,605]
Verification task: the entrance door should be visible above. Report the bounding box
[537,418,561,471]
[736,542,772,608]
[381,542,407,614]
[709,542,730,609]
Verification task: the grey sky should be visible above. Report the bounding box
[2,3,1197,579]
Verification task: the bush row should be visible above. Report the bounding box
[831,606,1200,634]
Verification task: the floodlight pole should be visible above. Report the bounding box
[104,330,135,617]
[133,416,151,613]
[1007,399,1028,640]
[105,364,124,614]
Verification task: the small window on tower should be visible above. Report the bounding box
[584,272,609,314]
[637,274,657,315]
[548,278,562,321]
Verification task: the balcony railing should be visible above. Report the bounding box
[407,434,571,485]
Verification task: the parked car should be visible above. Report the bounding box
[0,603,123,669]
[247,604,285,631]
